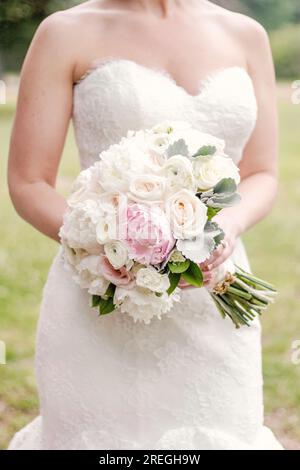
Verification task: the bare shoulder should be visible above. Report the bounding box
[205,2,271,62]
[25,1,117,80]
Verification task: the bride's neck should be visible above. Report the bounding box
[127,0,200,17]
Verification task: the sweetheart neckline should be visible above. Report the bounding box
[73,58,254,99]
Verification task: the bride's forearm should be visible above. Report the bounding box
[9,181,67,242]
[215,170,278,238]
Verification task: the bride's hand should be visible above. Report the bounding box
[179,213,240,289]
[202,213,239,276]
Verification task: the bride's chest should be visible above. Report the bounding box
[72,60,257,169]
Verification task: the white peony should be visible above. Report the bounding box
[165,189,208,239]
[59,199,103,251]
[97,141,146,192]
[104,241,129,270]
[73,255,109,296]
[136,267,170,293]
[193,154,240,191]
[163,155,195,193]
[128,174,166,203]
[67,166,103,207]
[114,286,181,324]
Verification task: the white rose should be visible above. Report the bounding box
[114,286,181,324]
[104,241,129,270]
[136,267,170,293]
[59,199,103,250]
[193,154,240,191]
[163,155,195,193]
[128,174,166,203]
[165,189,208,239]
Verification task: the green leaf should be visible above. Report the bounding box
[99,297,115,316]
[167,272,181,295]
[166,139,189,157]
[168,259,190,274]
[192,145,216,158]
[103,283,116,300]
[91,295,101,308]
[181,261,203,287]
[213,177,237,195]
[208,193,241,208]
[207,206,221,220]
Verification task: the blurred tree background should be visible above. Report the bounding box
[0,0,299,78]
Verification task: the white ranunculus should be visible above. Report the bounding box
[114,286,181,324]
[59,199,103,251]
[193,154,240,191]
[207,259,236,292]
[128,174,166,203]
[104,241,129,270]
[165,189,208,239]
[136,267,170,293]
[163,155,195,193]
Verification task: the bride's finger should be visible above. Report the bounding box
[208,246,232,270]
[204,242,226,267]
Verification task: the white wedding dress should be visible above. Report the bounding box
[8,59,283,450]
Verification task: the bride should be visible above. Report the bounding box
[7,0,283,450]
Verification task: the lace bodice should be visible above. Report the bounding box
[72,59,258,169]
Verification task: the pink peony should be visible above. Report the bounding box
[100,256,134,287]
[122,203,175,265]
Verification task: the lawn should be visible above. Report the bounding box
[0,84,299,449]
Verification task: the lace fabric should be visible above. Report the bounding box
[8,61,283,450]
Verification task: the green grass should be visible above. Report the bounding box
[0,84,300,449]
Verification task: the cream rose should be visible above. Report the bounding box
[165,189,208,239]
[128,175,166,203]
[193,154,240,191]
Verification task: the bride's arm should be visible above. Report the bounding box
[7,14,76,242]
[204,18,278,272]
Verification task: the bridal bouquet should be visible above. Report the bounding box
[59,121,277,327]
